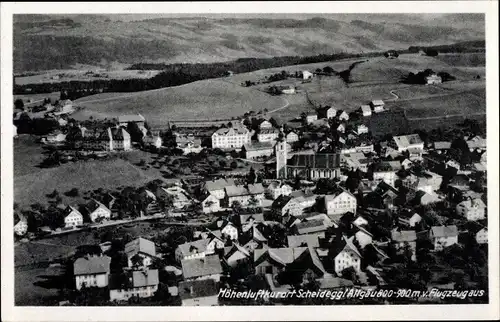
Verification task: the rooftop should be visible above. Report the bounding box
[178,279,218,300]
[288,153,341,169]
[431,225,458,238]
[124,237,156,258]
[181,255,223,279]
[73,255,111,276]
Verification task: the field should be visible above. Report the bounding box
[15,69,162,85]
[436,53,486,67]
[15,266,63,306]
[14,155,163,209]
[14,92,61,105]
[71,79,287,127]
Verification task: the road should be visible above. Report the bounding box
[388,90,400,101]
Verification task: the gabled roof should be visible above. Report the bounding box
[73,255,111,275]
[391,230,417,243]
[272,194,294,209]
[213,127,249,136]
[124,237,156,258]
[296,219,327,235]
[254,247,308,266]
[360,105,372,113]
[317,276,354,289]
[132,269,159,287]
[431,225,458,238]
[330,236,362,259]
[244,141,274,151]
[239,213,265,224]
[85,199,110,214]
[433,141,452,150]
[324,188,354,203]
[287,233,324,248]
[204,178,235,192]
[181,255,222,279]
[393,134,423,149]
[63,206,82,218]
[178,279,218,300]
[371,99,385,106]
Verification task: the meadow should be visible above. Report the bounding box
[71,79,287,127]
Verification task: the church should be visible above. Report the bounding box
[276,139,341,180]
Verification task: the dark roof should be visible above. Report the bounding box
[178,279,218,300]
[391,230,417,242]
[85,199,110,214]
[181,255,222,279]
[272,194,293,209]
[73,255,111,275]
[124,237,156,258]
[288,153,341,169]
[244,141,274,151]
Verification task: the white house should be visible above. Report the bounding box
[143,134,162,148]
[302,70,314,80]
[204,178,235,200]
[109,269,159,302]
[157,186,192,210]
[259,120,272,129]
[338,111,349,121]
[266,181,293,200]
[333,236,362,275]
[85,199,111,223]
[201,194,221,214]
[181,255,223,283]
[391,230,417,261]
[456,198,486,221]
[74,255,111,290]
[476,228,488,244]
[324,189,357,216]
[211,126,251,149]
[429,225,458,251]
[257,128,280,143]
[337,124,346,133]
[370,100,385,113]
[14,213,28,236]
[360,105,372,117]
[356,124,369,135]
[373,161,401,187]
[244,142,274,160]
[425,74,442,85]
[286,131,299,143]
[63,206,83,228]
[306,113,318,124]
[221,221,239,241]
[175,232,225,262]
[354,225,373,249]
[325,107,337,119]
[125,237,156,268]
[224,184,265,207]
[391,134,424,153]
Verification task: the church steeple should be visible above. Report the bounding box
[275,129,287,179]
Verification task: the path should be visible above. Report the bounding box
[388,90,400,101]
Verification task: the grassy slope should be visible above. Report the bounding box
[14,157,162,208]
[71,79,287,126]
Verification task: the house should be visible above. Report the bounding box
[360,105,372,117]
[287,153,341,180]
[272,195,301,217]
[429,225,458,251]
[175,232,225,262]
[143,133,162,148]
[324,188,357,216]
[211,126,251,149]
[220,221,239,240]
[73,255,111,290]
[467,136,486,152]
[476,228,488,244]
[331,236,362,275]
[239,213,265,232]
[356,124,369,135]
[118,114,145,128]
[63,206,83,228]
[204,178,235,200]
[181,255,223,282]
[302,70,314,80]
[295,219,327,235]
[373,161,401,187]
[257,128,280,143]
[266,181,293,199]
[391,230,417,261]
[224,243,251,267]
[306,113,318,124]
[156,186,192,210]
[446,159,461,171]
[401,159,413,170]
[243,142,274,159]
[414,191,441,206]
[42,132,66,144]
[292,191,318,210]
[100,127,132,151]
[432,141,452,153]
[336,123,346,133]
[425,74,442,85]
[338,111,349,121]
[109,269,159,301]
[178,279,219,306]
[84,199,111,223]
[286,131,299,143]
[179,140,203,155]
[341,152,370,172]
[14,213,28,236]
[370,181,399,209]
[456,198,486,221]
[402,172,443,195]
[391,134,424,152]
[125,237,156,268]
[224,184,265,207]
[353,215,369,227]
[254,247,308,276]
[287,233,324,248]
[259,120,272,129]
[370,100,385,113]
[201,193,221,214]
[398,212,422,228]
[325,106,337,119]
[354,225,373,249]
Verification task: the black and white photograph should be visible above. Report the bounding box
[1,1,499,321]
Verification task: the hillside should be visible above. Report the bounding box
[13,14,484,72]
[71,79,286,126]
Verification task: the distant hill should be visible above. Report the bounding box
[13,14,485,72]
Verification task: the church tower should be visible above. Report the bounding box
[275,131,287,179]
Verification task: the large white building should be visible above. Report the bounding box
[211,127,251,149]
[456,198,486,221]
[63,206,83,228]
[257,128,280,143]
[391,134,424,153]
[324,188,357,216]
[74,255,111,290]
